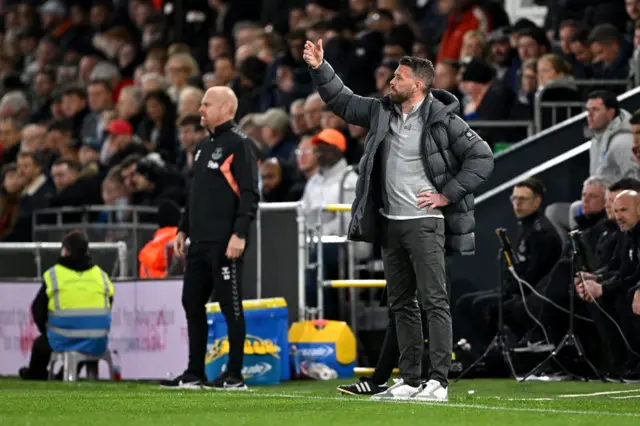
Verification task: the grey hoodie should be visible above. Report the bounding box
[590,109,638,182]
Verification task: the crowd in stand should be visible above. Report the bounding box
[0,0,640,248]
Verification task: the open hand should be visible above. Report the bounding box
[226,234,246,260]
[417,192,449,212]
[303,40,324,69]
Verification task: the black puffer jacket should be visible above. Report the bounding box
[309,60,494,254]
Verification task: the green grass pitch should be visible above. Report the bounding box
[1,378,640,426]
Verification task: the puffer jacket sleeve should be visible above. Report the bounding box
[441,115,494,204]
[309,61,378,129]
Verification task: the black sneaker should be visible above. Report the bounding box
[337,377,388,396]
[159,372,205,389]
[202,372,248,390]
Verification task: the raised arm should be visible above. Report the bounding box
[304,39,377,129]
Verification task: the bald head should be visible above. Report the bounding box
[614,190,640,231]
[200,86,238,130]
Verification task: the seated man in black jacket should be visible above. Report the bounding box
[454,177,562,353]
[514,177,627,352]
[576,190,640,381]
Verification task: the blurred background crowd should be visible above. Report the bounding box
[0,0,640,245]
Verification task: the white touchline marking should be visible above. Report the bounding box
[610,395,640,400]
[219,392,640,418]
[558,389,640,398]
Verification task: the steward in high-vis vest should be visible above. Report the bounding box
[19,231,115,381]
[138,200,181,278]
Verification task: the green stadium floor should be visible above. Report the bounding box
[1,378,640,426]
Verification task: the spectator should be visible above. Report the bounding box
[130,156,185,207]
[557,20,590,78]
[20,124,47,154]
[102,119,148,168]
[82,79,114,142]
[289,134,318,201]
[254,108,296,164]
[569,27,595,71]
[138,90,178,163]
[0,91,30,122]
[48,158,102,208]
[486,27,518,86]
[434,59,463,106]
[437,0,491,63]
[61,86,89,134]
[302,128,363,317]
[259,158,296,202]
[176,115,207,176]
[587,91,637,183]
[116,85,145,134]
[509,58,538,130]
[459,59,514,147]
[0,163,24,240]
[289,98,309,137]
[459,30,487,62]
[303,92,324,134]
[3,152,55,241]
[177,86,204,119]
[535,53,581,129]
[0,118,23,167]
[588,24,632,83]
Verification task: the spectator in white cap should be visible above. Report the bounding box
[253,108,296,164]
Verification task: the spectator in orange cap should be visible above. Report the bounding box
[301,128,371,318]
[102,118,148,168]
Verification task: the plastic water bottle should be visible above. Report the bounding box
[112,350,122,381]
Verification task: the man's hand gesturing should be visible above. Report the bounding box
[303,39,324,69]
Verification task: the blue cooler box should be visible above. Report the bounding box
[205,298,290,385]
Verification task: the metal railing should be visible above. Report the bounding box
[33,205,159,277]
[468,119,535,139]
[534,79,631,133]
[0,241,128,278]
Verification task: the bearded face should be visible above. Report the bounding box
[388,65,419,104]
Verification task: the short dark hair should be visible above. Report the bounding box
[398,56,435,93]
[48,119,73,133]
[587,24,620,45]
[120,154,144,170]
[569,27,591,44]
[17,151,42,169]
[439,59,461,72]
[515,177,546,197]
[630,109,640,125]
[62,230,89,257]
[178,114,204,129]
[1,163,17,181]
[52,158,81,172]
[587,90,619,115]
[559,19,579,32]
[609,178,640,192]
[62,85,86,99]
[88,78,112,92]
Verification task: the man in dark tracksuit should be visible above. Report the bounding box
[577,190,640,381]
[160,87,259,390]
[304,41,493,401]
[454,178,562,353]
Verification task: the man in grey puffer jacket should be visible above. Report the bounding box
[587,90,637,183]
[304,40,494,401]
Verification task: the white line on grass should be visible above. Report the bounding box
[558,389,640,398]
[610,395,640,400]
[221,392,640,418]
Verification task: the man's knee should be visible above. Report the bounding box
[182,293,205,316]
